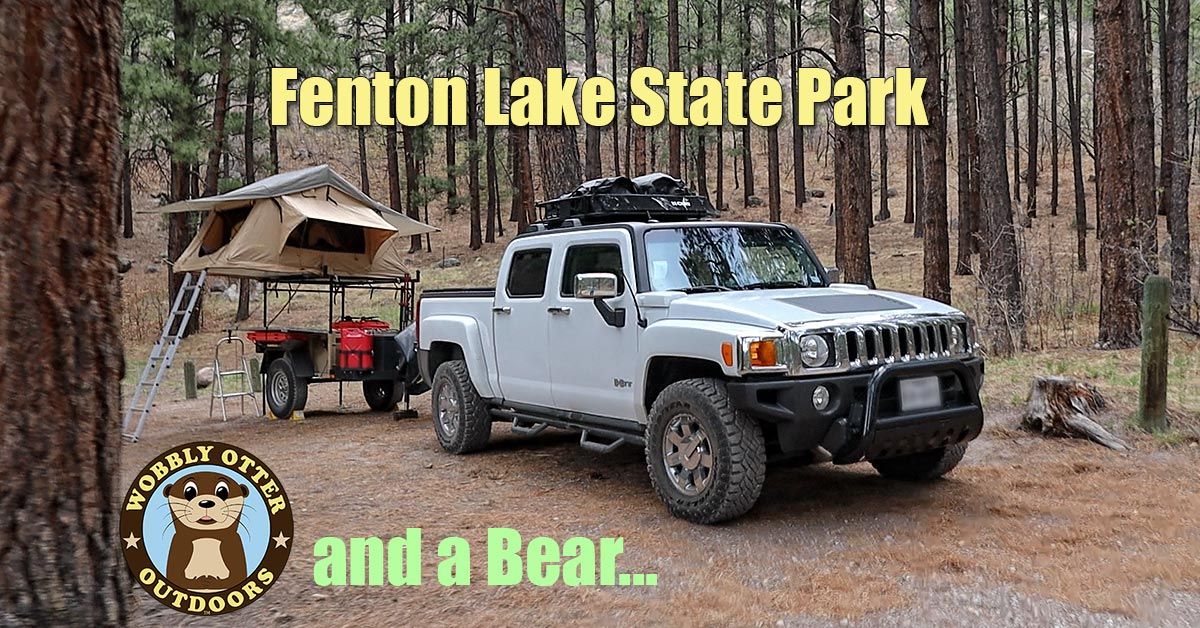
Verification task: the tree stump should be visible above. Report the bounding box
[1021,377,1130,451]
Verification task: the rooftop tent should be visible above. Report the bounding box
[151,166,437,278]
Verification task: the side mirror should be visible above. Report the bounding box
[824,267,842,283]
[574,272,625,328]
[574,272,619,299]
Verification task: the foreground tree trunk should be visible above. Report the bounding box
[1095,0,1155,348]
[915,0,950,304]
[830,0,874,286]
[0,1,128,623]
[525,0,582,196]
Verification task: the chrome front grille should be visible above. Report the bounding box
[779,314,973,376]
[844,319,958,367]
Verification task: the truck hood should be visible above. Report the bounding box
[641,284,964,330]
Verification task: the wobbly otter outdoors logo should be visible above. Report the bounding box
[120,441,294,615]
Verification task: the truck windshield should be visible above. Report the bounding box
[644,226,825,292]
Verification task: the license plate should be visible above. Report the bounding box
[899,376,942,412]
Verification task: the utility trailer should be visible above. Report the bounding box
[126,165,438,439]
[248,274,429,418]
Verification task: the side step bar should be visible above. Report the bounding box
[489,404,645,451]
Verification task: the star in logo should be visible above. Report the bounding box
[272,532,291,549]
[124,532,141,550]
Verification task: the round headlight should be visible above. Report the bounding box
[949,325,963,352]
[800,335,829,367]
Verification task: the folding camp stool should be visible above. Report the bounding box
[210,333,257,421]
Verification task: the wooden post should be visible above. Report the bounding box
[183,360,197,400]
[248,357,261,393]
[1138,275,1170,431]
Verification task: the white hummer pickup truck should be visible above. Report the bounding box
[417,176,984,524]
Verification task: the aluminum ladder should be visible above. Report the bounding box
[121,270,206,442]
[209,333,256,421]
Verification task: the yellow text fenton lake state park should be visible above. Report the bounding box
[270,67,929,129]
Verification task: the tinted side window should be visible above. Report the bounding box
[506,248,551,298]
[560,244,625,296]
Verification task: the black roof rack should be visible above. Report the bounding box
[527,173,716,232]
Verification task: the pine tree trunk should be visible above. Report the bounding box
[632,0,649,174]
[237,34,258,324]
[121,151,134,238]
[953,0,977,275]
[1024,0,1041,220]
[205,25,234,196]
[1095,0,1155,348]
[1061,0,1087,269]
[875,0,890,222]
[715,0,726,211]
[384,2,403,221]
[693,0,708,197]
[765,0,781,221]
[486,46,498,244]
[0,1,128,623]
[1048,0,1060,217]
[169,0,202,336]
[525,0,583,196]
[610,0,621,174]
[505,0,535,229]
[916,0,951,304]
[790,0,806,209]
[967,0,1025,356]
[667,0,682,175]
[740,0,755,202]
[584,0,602,178]
[830,0,874,286]
[1160,0,1192,308]
[467,2,482,250]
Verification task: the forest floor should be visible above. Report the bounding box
[122,386,1200,627]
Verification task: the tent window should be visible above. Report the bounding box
[200,206,252,256]
[286,218,367,254]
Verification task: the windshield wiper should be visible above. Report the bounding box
[679,284,734,293]
[741,280,809,290]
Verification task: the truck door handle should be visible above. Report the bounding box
[547,306,572,315]
[492,306,511,314]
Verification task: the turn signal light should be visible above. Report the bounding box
[721,342,734,367]
[748,340,777,367]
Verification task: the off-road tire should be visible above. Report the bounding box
[265,356,308,418]
[870,443,968,481]
[363,379,402,412]
[646,378,766,524]
[431,360,491,454]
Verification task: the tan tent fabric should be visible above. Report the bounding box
[164,167,436,279]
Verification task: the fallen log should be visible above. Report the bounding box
[1021,376,1130,451]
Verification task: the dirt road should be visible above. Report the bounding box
[124,387,1200,627]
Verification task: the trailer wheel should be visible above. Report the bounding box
[266,356,308,418]
[363,380,402,412]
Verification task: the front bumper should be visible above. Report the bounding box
[726,358,984,463]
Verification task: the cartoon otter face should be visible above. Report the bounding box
[164,472,248,531]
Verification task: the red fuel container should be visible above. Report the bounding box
[338,328,374,370]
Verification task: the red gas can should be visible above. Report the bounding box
[338,328,374,370]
